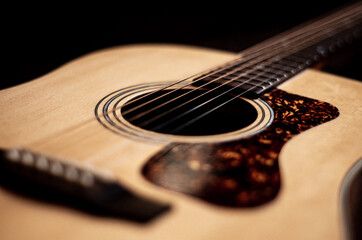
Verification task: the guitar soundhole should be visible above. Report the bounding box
[95,83,273,142]
[121,89,258,136]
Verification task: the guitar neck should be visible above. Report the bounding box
[193,2,362,98]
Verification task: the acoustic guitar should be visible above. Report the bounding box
[0,2,361,240]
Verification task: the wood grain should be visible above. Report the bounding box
[0,44,361,240]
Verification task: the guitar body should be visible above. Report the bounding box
[0,44,361,239]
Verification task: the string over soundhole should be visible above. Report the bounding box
[122,89,258,136]
[95,83,273,143]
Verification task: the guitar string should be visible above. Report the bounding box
[116,10,362,130]
[145,19,362,133]
[112,15,361,135]
[165,21,362,133]
[113,6,360,130]
[125,15,359,128]
[123,1,361,112]
[235,1,361,58]
[103,5,362,171]
[120,23,352,119]
[23,3,361,164]
[77,3,362,172]
[160,29,362,133]
[118,3,361,119]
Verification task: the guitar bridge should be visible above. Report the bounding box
[0,148,171,222]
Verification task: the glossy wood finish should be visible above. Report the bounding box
[0,44,361,240]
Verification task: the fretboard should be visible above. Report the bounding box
[192,2,362,98]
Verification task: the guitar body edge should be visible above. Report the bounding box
[0,44,361,240]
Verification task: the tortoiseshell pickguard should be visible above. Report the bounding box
[142,89,339,207]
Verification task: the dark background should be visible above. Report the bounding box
[2,0,361,90]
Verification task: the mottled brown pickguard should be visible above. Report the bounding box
[142,89,339,207]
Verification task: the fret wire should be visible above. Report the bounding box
[285,55,310,64]
[263,68,287,78]
[269,63,294,72]
[225,75,269,82]
[248,76,272,84]
[250,71,280,81]
[279,59,304,68]
[244,80,271,87]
